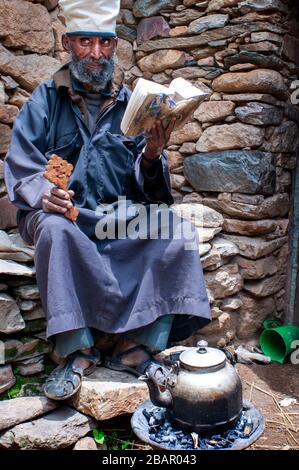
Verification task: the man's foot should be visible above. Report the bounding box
[104,339,166,378]
[43,349,101,401]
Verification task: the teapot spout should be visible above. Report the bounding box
[139,363,173,409]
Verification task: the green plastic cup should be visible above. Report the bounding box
[260,319,299,364]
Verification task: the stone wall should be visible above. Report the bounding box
[1,0,299,393]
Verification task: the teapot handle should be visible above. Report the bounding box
[218,347,237,366]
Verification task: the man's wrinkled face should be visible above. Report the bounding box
[62,35,117,91]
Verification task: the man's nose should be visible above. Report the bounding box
[89,42,104,60]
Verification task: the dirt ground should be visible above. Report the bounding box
[237,362,299,450]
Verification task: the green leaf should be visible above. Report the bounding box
[92,429,105,445]
[121,440,130,450]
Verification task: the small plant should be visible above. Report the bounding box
[92,428,133,450]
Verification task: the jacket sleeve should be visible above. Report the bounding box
[133,134,174,206]
[4,85,54,211]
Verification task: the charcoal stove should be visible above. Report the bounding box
[131,399,265,451]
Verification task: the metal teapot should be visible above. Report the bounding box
[141,340,243,433]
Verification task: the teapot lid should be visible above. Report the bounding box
[179,340,226,369]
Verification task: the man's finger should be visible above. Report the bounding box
[49,194,73,209]
[45,200,68,214]
[51,187,70,199]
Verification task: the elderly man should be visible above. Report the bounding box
[4,0,210,400]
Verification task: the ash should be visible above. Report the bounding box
[142,407,254,450]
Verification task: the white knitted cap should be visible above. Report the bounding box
[59,0,120,37]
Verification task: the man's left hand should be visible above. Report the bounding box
[143,117,176,160]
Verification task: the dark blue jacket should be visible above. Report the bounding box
[4,64,174,223]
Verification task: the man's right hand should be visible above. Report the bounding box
[42,187,74,214]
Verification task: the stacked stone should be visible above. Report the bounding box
[0,0,64,393]
[0,0,299,395]
[129,0,298,347]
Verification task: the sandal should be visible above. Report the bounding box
[43,350,101,401]
[104,345,163,377]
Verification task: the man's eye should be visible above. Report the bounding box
[80,39,90,46]
[101,39,111,47]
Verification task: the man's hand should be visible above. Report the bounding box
[42,187,74,214]
[143,117,176,160]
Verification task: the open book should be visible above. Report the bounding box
[120,77,211,137]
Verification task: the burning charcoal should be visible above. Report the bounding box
[143,409,151,422]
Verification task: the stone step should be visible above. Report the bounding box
[69,367,149,421]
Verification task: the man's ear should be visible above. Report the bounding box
[62,34,71,52]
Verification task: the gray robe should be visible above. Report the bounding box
[4,64,210,340]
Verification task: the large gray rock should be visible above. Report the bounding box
[137,16,170,44]
[13,285,40,300]
[237,291,275,339]
[0,406,95,449]
[261,122,299,153]
[70,367,149,421]
[224,51,284,71]
[0,231,35,262]
[0,259,35,277]
[203,193,289,220]
[194,101,235,123]
[0,0,54,54]
[137,49,189,73]
[223,218,277,236]
[168,122,202,145]
[193,311,236,347]
[171,203,224,228]
[184,150,276,195]
[0,397,58,432]
[236,254,278,279]
[207,0,240,11]
[188,14,229,34]
[244,274,286,297]
[212,69,287,99]
[170,9,205,26]
[0,365,16,394]
[221,234,287,259]
[239,0,287,14]
[235,102,284,126]
[201,237,239,271]
[0,45,61,93]
[137,22,282,52]
[133,0,180,17]
[195,123,265,152]
[204,263,243,299]
[196,226,222,243]
[0,293,25,334]
[4,337,52,363]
